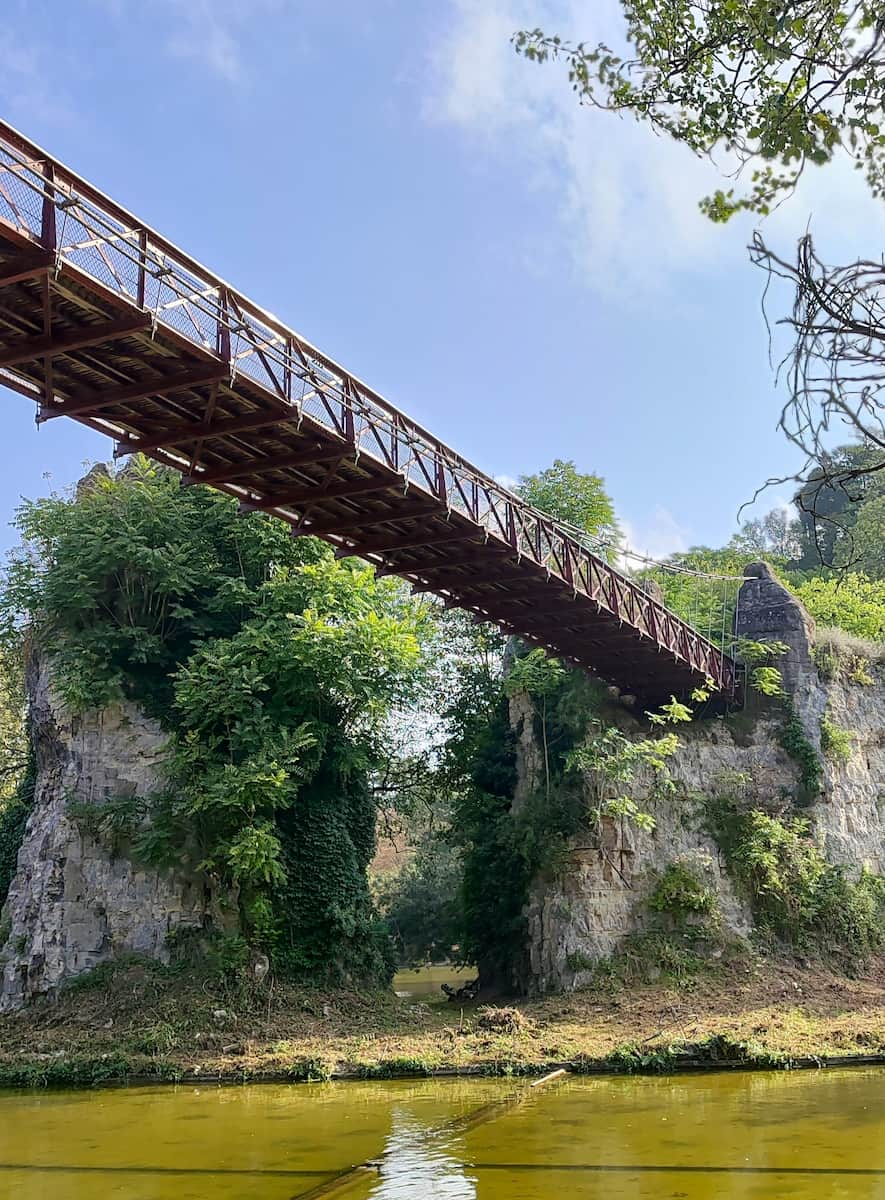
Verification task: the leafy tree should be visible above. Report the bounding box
[848,495,885,579]
[514,4,885,221]
[784,440,885,574]
[515,10,885,534]
[517,458,619,546]
[446,691,524,986]
[2,459,331,719]
[730,508,802,564]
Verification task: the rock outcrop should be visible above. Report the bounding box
[519,565,885,994]
[0,655,209,1012]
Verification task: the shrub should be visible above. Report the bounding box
[735,639,789,697]
[820,713,854,764]
[813,626,883,685]
[708,801,885,966]
[648,859,719,924]
[590,929,716,991]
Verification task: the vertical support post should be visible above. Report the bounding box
[136,228,147,309]
[40,272,53,406]
[610,570,620,620]
[436,456,447,506]
[216,288,231,363]
[37,161,56,410]
[647,597,658,644]
[284,337,293,402]
[343,379,355,444]
[562,541,574,588]
[40,162,56,251]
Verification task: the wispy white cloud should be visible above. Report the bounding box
[494,472,519,491]
[161,0,245,81]
[620,506,692,562]
[427,0,885,300]
[94,0,283,82]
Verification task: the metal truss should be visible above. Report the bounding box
[0,120,737,703]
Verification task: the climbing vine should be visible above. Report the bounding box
[778,704,824,802]
[0,741,34,912]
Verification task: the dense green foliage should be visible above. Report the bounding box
[813,627,881,686]
[794,574,885,642]
[819,712,854,764]
[1,460,429,983]
[448,693,524,982]
[515,4,885,220]
[707,792,885,966]
[778,704,823,803]
[0,634,30,909]
[648,859,719,924]
[375,831,462,966]
[0,744,33,912]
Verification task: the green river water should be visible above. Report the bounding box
[0,1068,882,1199]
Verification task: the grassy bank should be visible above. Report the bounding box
[0,953,882,1088]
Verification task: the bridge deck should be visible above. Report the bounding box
[0,121,736,707]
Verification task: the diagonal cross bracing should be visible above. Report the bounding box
[0,119,737,706]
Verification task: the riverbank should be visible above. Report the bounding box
[0,953,882,1087]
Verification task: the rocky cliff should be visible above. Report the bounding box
[518,565,885,994]
[0,655,209,1012]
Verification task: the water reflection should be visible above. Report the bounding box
[370,1111,476,1199]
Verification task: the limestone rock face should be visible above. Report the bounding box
[734,563,885,876]
[520,567,885,995]
[522,716,772,995]
[0,656,209,1012]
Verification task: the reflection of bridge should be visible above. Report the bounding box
[0,121,736,706]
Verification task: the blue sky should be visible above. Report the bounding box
[2,0,884,559]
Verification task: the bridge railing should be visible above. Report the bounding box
[0,121,736,695]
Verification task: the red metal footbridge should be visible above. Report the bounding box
[0,121,736,706]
